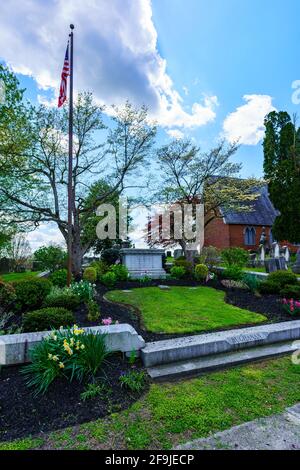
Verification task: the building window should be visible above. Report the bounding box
[244,227,256,245]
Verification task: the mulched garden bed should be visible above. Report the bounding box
[94,279,294,342]
[0,354,148,442]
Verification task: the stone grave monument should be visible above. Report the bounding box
[120,248,166,279]
[292,248,300,274]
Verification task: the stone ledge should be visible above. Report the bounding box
[141,320,300,367]
[0,324,145,366]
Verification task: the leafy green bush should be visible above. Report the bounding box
[101,248,120,265]
[222,265,244,281]
[174,259,193,273]
[258,281,279,295]
[110,264,129,281]
[49,269,68,288]
[22,325,108,394]
[119,370,146,392]
[268,270,298,289]
[13,278,52,312]
[33,245,67,272]
[280,284,300,299]
[221,247,249,268]
[87,299,100,322]
[83,267,97,283]
[101,271,117,288]
[44,287,80,310]
[0,280,16,309]
[23,307,74,332]
[170,266,186,279]
[242,273,261,293]
[90,260,110,280]
[194,264,209,281]
[70,280,95,302]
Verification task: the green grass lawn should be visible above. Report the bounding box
[105,286,266,334]
[1,357,299,450]
[0,271,41,282]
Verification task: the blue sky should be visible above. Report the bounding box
[0,0,299,247]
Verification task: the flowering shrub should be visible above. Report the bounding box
[281,298,300,316]
[22,325,108,395]
[102,317,113,326]
[70,280,95,302]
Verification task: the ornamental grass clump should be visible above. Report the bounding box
[22,325,108,395]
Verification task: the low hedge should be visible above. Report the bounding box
[13,278,52,313]
[23,307,74,332]
[280,284,300,299]
[83,267,97,283]
[194,264,209,281]
[0,280,16,309]
[44,289,81,310]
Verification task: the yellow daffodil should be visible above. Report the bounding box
[48,353,53,359]
[59,362,64,369]
[52,355,59,362]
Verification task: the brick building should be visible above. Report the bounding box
[204,185,297,251]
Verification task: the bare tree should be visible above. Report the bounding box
[0,96,156,276]
[147,139,263,260]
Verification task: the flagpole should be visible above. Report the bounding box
[67,24,74,287]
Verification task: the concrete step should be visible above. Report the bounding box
[147,341,299,381]
[141,320,300,367]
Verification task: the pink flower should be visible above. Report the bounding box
[102,317,112,326]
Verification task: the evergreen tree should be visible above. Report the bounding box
[263,111,300,243]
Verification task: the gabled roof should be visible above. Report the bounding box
[221,185,279,226]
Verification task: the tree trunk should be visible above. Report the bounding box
[71,224,83,280]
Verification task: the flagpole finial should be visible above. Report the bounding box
[70,24,74,30]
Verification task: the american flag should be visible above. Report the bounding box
[58,43,69,108]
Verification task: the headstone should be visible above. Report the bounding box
[292,248,300,274]
[259,245,265,264]
[173,249,183,259]
[272,242,280,258]
[248,253,257,268]
[282,246,290,263]
[264,258,278,273]
[275,256,288,271]
[120,248,166,279]
[158,285,170,290]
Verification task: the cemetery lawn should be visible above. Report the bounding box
[0,271,41,282]
[105,286,266,334]
[2,357,299,450]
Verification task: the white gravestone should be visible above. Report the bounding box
[273,242,280,258]
[120,248,166,279]
[282,246,290,263]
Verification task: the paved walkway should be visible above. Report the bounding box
[175,404,300,450]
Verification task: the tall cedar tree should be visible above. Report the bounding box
[263,111,300,243]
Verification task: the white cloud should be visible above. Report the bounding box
[166,129,184,139]
[26,223,65,251]
[0,0,217,130]
[223,94,275,145]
